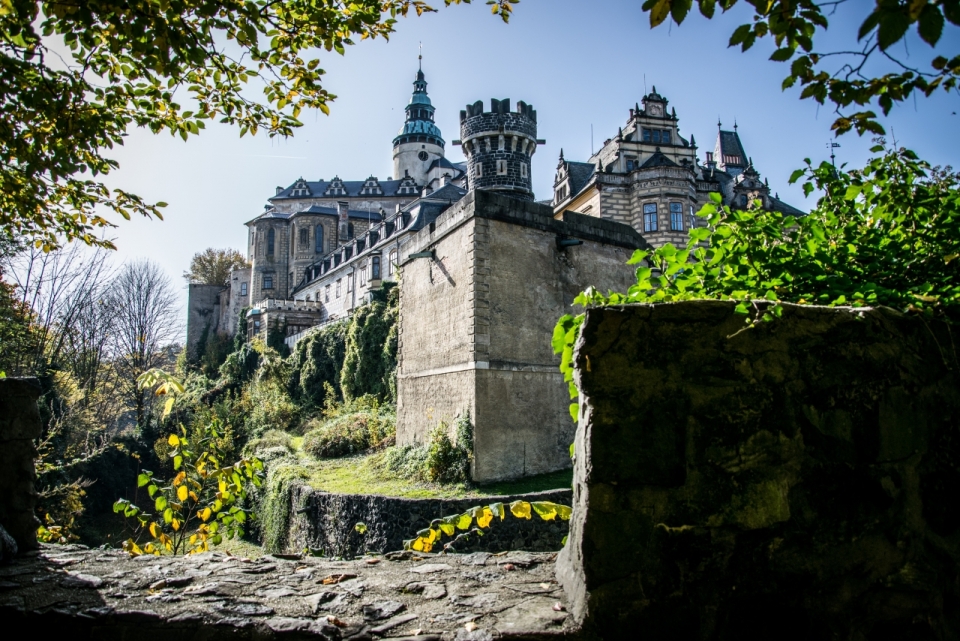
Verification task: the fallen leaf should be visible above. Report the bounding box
[465,621,478,631]
[366,558,380,565]
[502,563,516,571]
[326,615,348,627]
[540,583,551,590]
[321,573,358,585]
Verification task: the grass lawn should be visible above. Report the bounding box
[295,450,572,499]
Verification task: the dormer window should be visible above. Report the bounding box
[290,179,311,197]
[325,177,347,196]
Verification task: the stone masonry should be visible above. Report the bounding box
[0,377,43,553]
[396,190,647,482]
[557,301,960,640]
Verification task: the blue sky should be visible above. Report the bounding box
[103,0,959,315]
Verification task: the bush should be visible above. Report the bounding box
[426,414,473,483]
[243,429,294,458]
[381,413,473,484]
[302,395,395,459]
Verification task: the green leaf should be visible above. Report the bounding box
[138,473,151,487]
[354,522,367,534]
[918,5,944,46]
[770,48,794,62]
[877,10,910,50]
[174,455,183,470]
[155,496,168,512]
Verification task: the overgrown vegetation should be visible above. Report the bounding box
[303,390,396,459]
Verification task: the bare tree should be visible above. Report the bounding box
[1,243,114,377]
[109,260,181,430]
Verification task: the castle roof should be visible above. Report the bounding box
[270,178,419,200]
[715,129,748,171]
[246,204,384,226]
[565,161,596,197]
[640,149,679,168]
[394,67,444,147]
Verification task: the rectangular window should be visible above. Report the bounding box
[347,273,354,292]
[662,131,671,145]
[325,285,330,303]
[520,162,527,178]
[360,265,367,283]
[240,282,247,296]
[626,159,636,171]
[388,250,397,276]
[670,203,684,231]
[298,227,308,246]
[336,279,341,298]
[475,163,483,178]
[497,160,507,175]
[643,203,658,232]
[642,129,652,142]
[263,274,274,289]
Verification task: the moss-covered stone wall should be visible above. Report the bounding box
[557,301,960,640]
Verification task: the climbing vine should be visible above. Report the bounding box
[404,500,572,554]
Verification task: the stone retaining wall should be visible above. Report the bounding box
[557,302,960,639]
[282,485,571,558]
[0,377,43,552]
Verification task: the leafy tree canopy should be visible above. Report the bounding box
[184,247,249,286]
[0,0,517,252]
[640,0,960,135]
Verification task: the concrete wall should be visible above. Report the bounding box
[186,283,223,360]
[397,190,646,482]
[0,378,42,552]
[557,302,960,639]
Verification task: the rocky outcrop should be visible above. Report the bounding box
[557,302,960,640]
[0,378,43,553]
[0,544,573,639]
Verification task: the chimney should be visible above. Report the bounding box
[338,201,349,240]
[705,151,716,169]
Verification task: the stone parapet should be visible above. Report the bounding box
[0,377,43,552]
[557,301,960,639]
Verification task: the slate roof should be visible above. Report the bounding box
[716,130,748,166]
[421,182,467,203]
[428,157,466,174]
[640,150,679,169]
[566,161,596,197]
[270,179,417,200]
[769,197,805,217]
[246,204,384,226]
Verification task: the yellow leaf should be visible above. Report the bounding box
[177,485,188,502]
[163,397,175,419]
[189,534,198,545]
[510,500,532,520]
[455,513,473,530]
[476,506,493,529]
[171,519,181,531]
[189,491,199,502]
[168,434,180,447]
[149,522,160,538]
[174,471,186,486]
[199,508,212,522]
[532,502,559,521]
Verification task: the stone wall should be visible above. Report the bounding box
[186,283,223,360]
[397,190,647,482]
[557,301,960,639]
[281,485,571,558]
[0,378,42,552]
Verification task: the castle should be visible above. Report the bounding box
[186,65,800,480]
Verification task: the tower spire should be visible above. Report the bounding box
[418,41,422,71]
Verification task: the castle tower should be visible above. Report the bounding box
[392,65,445,186]
[459,99,539,201]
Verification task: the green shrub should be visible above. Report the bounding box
[426,414,472,483]
[255,462,309,553]
[382,444,430,482]
[243,429,294,457]
[381,412,473,484]
[302,396,395,459]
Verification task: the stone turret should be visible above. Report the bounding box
[392,67,445,187]
[459,99,540,202]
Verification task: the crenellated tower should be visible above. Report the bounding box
[458,99,540,201]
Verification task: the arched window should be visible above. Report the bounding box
[267,228,275,256]
[372,256,381,280]
[315,224,324,253]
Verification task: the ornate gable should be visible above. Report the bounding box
[290,178,312,197]
[325,176,347,197]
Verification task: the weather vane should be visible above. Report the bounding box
[827,140,841,166]
[419,41,422,70]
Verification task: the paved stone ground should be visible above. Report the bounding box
[0,544,577,640]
